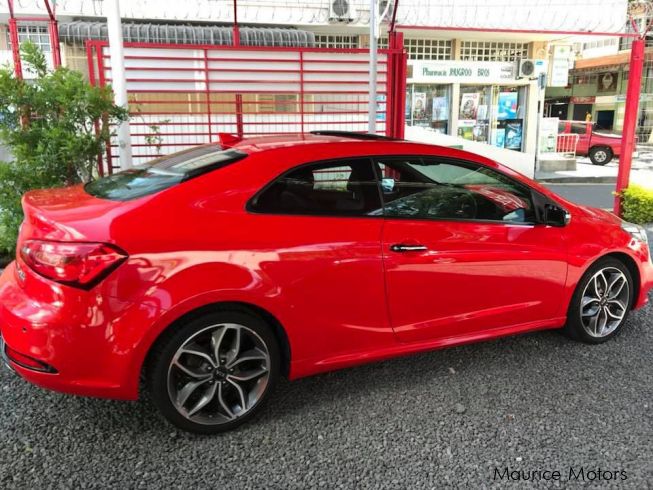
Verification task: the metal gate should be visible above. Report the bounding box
[86,40,407,172]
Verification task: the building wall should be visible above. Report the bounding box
[0,25,8,50]
[0,0,628,35]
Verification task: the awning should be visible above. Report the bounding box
[58,21,315,47]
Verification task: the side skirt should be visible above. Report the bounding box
[288,317,567,380]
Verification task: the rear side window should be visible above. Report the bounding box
[85,145,247,201]
[250,158,382,216]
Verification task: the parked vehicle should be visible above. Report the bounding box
[1,131,651,434]
[557,120,631,165]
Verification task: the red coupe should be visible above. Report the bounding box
[1,132,651,434]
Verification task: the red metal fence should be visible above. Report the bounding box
[86,39,407,173]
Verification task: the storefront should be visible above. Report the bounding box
[406,60,540,154]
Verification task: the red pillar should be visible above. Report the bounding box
[387,31,406,139]
[614,38,645,216]
[44,0,61,68]
[8,18,22,79]
[48,19,62,67]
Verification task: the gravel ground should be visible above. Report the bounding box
[0,234,651,489]
[1,309,652,488]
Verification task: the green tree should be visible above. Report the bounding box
[0,41,128,256]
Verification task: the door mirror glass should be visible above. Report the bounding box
[544,204,570,226]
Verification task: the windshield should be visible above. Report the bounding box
[85,145,247,201]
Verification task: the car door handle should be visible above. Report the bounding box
[390,243,428,253]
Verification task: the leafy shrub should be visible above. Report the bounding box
[621,185,653,224]
[0,42,128,256]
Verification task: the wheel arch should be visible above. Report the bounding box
[142,301,292,384]
[603,252,641,307]
[576,252,641,309]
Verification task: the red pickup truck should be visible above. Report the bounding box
[558,120,632,165]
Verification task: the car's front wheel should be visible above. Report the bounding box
[147,310,280,434]
[564,258,633,343]
[589,146,613,165]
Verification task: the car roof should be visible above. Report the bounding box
[223,133,473,159]
[216,132,525,179]
[225,133,390,153]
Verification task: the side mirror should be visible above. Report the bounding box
[543,204,571,227]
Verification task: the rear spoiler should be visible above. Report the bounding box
[216,133,243,148]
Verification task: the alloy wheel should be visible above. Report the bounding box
[167,323,270,425]
[579,267,629,338]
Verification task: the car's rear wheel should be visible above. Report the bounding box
[589,146,613,165]
[147,310,279,434]
[564,258,633,343]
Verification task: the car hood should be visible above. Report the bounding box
[575,204,622,226]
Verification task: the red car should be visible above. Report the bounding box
[558,120,631,165]
[1,132,651,434]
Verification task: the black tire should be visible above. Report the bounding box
[146,309,280,434]
[564,257,633,344]
[589,146,613,165]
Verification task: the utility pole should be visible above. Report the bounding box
[368,0,378,134]
[106,0,133,170]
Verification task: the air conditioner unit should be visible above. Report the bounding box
[518,59,547,79]
[329,0,356,23]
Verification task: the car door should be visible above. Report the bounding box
[247,157,392,363]
[571,122,591,154]
[376,156,569,343]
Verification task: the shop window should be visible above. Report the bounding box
[404,39,452,60]
[460,41,528,62]
[571,73,597,85]
[458,86,493,145]
[407,84,451,134]
[458,85,526,151]
[314,34,359,49]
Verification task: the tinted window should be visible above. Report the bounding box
[376,157,535,224]
[85,145,247,201]
[570,123,588,135]
[251,159,381,216]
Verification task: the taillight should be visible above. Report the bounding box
[20,240,127,289]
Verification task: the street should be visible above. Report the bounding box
[544,183,616,209]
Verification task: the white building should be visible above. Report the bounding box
[0,0,628,175]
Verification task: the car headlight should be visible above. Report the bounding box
[621,221,649,245]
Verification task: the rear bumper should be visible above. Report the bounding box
[0,261,155,400]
